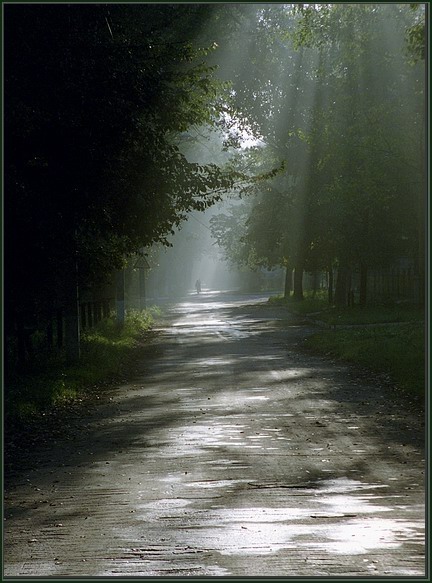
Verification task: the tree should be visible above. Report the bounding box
[206,4,426,306]
[4,4,237,365]
[292,3,426,305]
[200,6,334,300]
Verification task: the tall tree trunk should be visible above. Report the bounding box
[64,277,80,363]
[116,269,125,326]
[87,302,93,328]
[139,268,146,310]
[94,302,102,324]
[359,262,368,306]
[56,309,63,348]
[103,300,110,319]
[284,266,292,299]
[80,303,86,330]
[46,316,53,349]
[328,266,334,305]
[312,271,319,297]
[334,264,348,306]
[347,269,353,306]
[417,85,425,308]
[293,263,304,301]
[417,155,425,308]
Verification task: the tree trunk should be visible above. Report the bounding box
[293,263,304,301]
[328,266,334,305]
[56,309,63,348]
[46,317,53,349]
[334,265,348,306]
[94,302,101,324]
[359,262,368,306]
[312,271,320,297]
[417,166,425,308]
[417,88,425,308]
[283,266,292,299]
[103,300,110,319]
[116,269,125,326]
[80,303,87,330]
[87,302,93,328]
[64,279,80,363]
[139,268,146,310]
[347,269,353,306]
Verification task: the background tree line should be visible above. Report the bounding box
[207,3,426,307]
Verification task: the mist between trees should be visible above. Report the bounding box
[4,3,426,368]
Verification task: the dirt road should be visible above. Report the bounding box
[4,292,426,578]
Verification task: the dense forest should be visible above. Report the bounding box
[4,3,426,369]
[207,4,426,307]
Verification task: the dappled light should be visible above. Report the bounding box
[4,291,425,576]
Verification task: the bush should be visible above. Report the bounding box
[5,308,158,424]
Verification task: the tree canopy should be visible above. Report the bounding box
[5,2,427,359]
[5,4,238,330]
[208,3,426,304]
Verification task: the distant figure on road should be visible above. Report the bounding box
[195,279,201,294]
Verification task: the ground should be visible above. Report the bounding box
[3,292,426,578]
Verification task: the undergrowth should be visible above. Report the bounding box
[269,291,424,324]
[270,292,425,397]
[304,322,425,397]
[5,308,160,424]
[268,291,329,315]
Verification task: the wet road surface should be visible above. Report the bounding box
[4,292,426,577]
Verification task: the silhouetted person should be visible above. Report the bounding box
[195,279,201,294]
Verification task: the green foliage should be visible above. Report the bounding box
[272,290,425,396]
[406,21,426,62]
[210,201,254,268]
[316,306,424,326]
[268,290,329,315]
[208,4,425,306]
[5,4,238,330]
[5,309,157,423]
[270,292,424,325]
[304,323,425,396]
[210,148,293,271]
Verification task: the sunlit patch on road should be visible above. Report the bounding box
[4,293,425,576]
[131,478,424,562]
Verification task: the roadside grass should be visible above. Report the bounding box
[269,291,424,325]
[5,307,161,426]
[304,323,425,397]
[316,305,423,326]
[268,291,329,315]
[270,292,425,397]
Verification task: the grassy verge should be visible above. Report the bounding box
[304,322,425,397]
[5,307,161,425]
[269,291,424,325]
[269,292,330,315]
[270,292,425,397]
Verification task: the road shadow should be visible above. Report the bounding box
[5,292,425,497]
